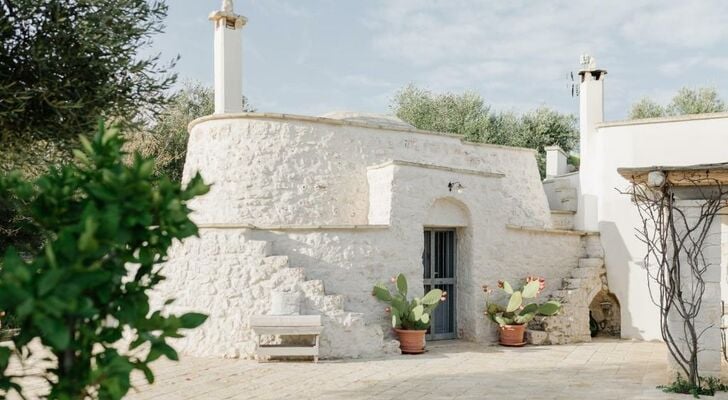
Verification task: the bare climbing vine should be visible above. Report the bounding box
[623,173,728,390]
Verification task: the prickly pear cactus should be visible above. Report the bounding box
[372,273,445,330]
[483,277,561,327]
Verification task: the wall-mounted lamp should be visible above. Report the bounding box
[448,181,465,193]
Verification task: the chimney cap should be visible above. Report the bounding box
[577,53,607,76]
[209,0,246,27]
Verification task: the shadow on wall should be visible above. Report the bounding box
[599,220,659,340]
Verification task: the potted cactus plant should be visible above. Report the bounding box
[484,276,561,346]
[372,273,445,354]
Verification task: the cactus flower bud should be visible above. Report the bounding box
[390,276,397,283]
[497,280,504,289]
[440,296,447,302]
[384,307,391,313]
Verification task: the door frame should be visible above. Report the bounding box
[423,227,457,340]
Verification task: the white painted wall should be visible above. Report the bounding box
[158,113,587,358]
[585,114,728,340]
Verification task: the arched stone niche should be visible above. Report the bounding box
[589,290,621,337]
[424,197,470,227]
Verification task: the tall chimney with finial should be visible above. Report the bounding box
[576,54,607,231]
[209,0,247,114]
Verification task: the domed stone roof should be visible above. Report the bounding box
[319,111,414,129]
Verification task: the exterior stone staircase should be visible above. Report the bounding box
[526,229,607,345]
[247,242,395,358]
[158,233,397,359]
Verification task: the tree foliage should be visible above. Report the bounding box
[0,123,210,399]
[125,82,254,182]
[0,0,176,174]
[629,87,727,119]
[391,85,578,176]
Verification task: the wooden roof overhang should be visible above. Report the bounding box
[618,163,728,187]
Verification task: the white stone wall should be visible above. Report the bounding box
[156,113,586,358]
[183,114,552,228]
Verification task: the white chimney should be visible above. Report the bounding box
[209,1,247,114]
[576,54,607,231]
[578,54,606,139]
[545,145,568,177]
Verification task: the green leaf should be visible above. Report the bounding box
[372,284,392,302]
[420,313,430,325]
[514,312,535,325]
[102,124,120,145]
[38,269,64,296]
[138,363,155,384]
[522,280,540,298]
[537,301,562,316]
[412,305,424,321]
[391,314,400,328]
[502,281,514,294]
[396,274,407,297]
[37,317,70,350]
[421,289,442,305]
[520,303,538,315]
[155,342,178,361]
[506,292,522,313]
[139,159,154,178]
[78,216,99,253]
[391,297,408,317]
[179,313,208,329]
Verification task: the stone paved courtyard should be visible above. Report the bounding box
[118,338,728,400]
[9,338,728,399]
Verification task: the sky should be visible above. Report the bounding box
[149,0,728,121]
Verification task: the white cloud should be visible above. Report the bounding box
[364,0,728,115]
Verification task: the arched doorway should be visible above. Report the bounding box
[589,290,621,337]
[422,198,470,340]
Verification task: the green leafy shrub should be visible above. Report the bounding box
[372,273,445,330]
[659,374,728,398]
[484,277,561,326]
[0,122,210,399]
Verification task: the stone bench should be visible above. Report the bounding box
[250,315,323,363]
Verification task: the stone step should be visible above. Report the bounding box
[583,236,604,258]
[299,279,325,296]
[525,329,549,345]
[550,210,575,230]
[570,266,601,279]
[578,257,604,269]
[562,278,583,289]
[301,292,343,312]
[262,255,290,271]
[270,267,306,290]
[245,239,273,258]
[323,294,345,312]
[549,289,577,301]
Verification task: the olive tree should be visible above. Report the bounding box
[0,123,209,399]
[629,87,726,120]
[0,0,176,252]
[390,85,578,176]
[126,82,254,182]
[0,0,176,175]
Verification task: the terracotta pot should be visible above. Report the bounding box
[394,328,427,354]
[499,324,526,346]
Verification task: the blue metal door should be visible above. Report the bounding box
[423,229,456,340]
